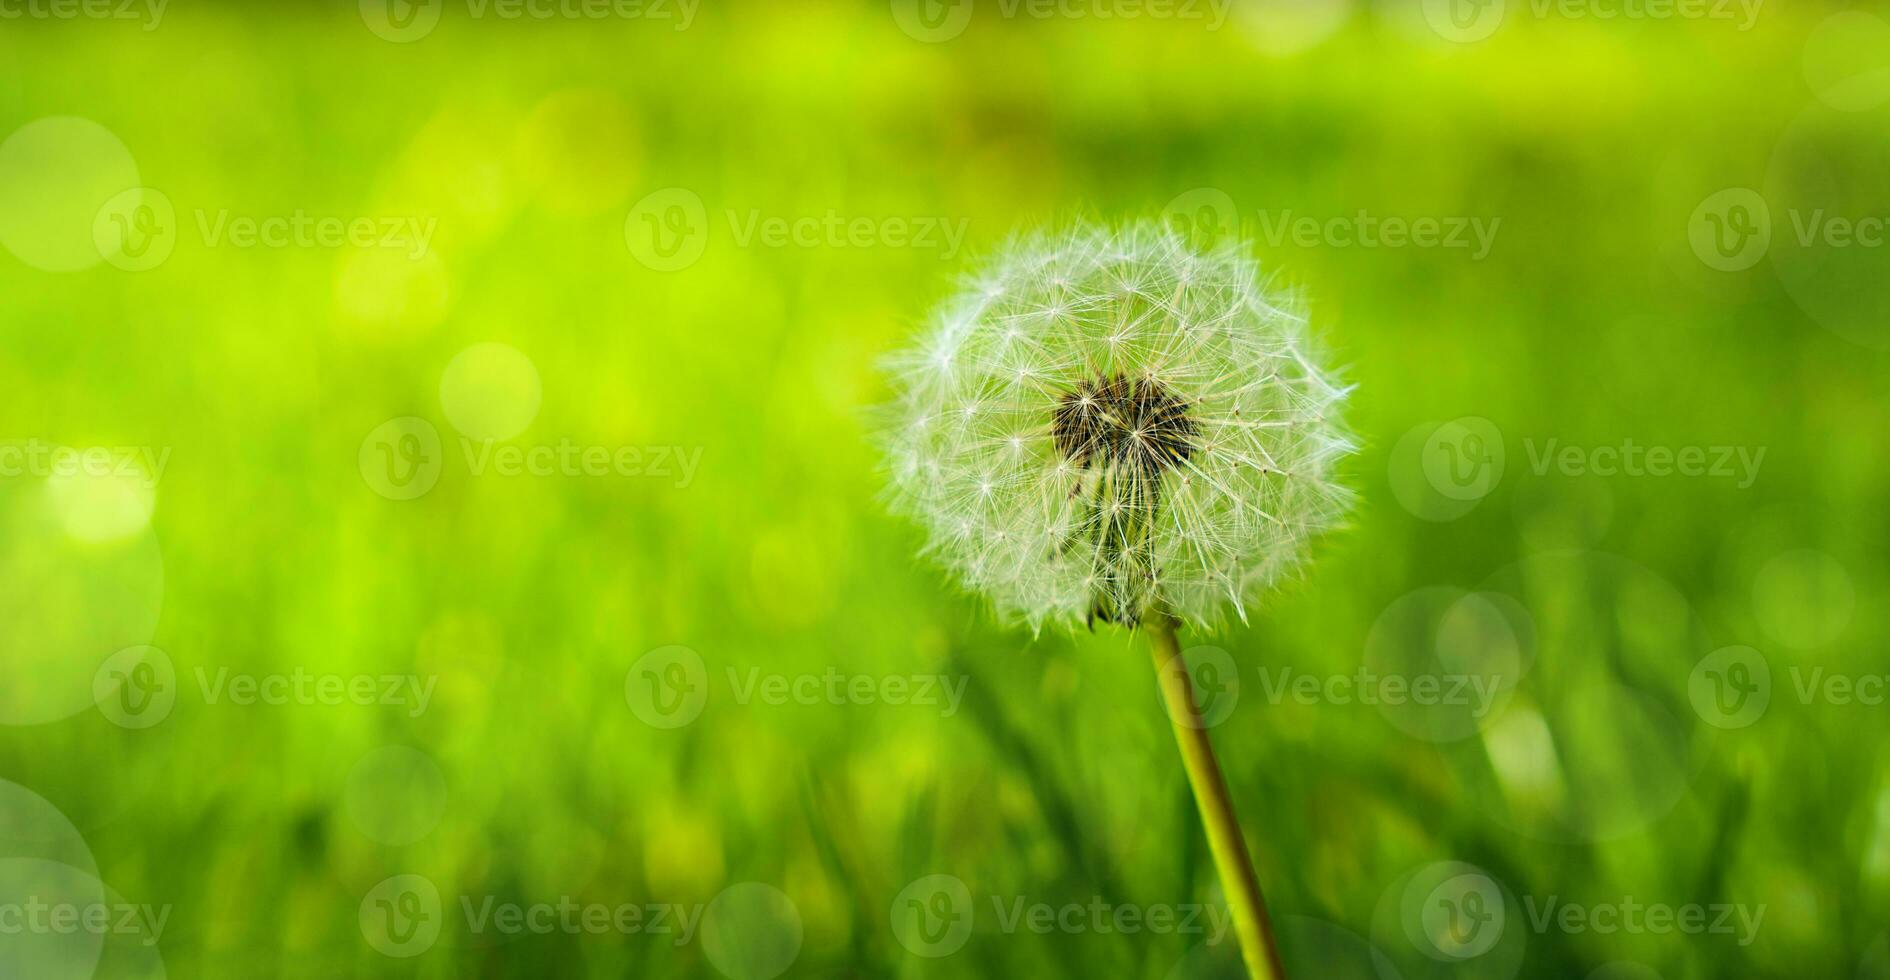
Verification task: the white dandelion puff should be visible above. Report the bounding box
[881,220,1355,632]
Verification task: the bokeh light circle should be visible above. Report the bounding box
[0,117,141,273]
[700,882,803,980]
[1752,548,1854,650]
[1765,102,1890,349]
[440,342,541,441]
[1804,12,1890,112]
[1365,587,1530,743]
[1372,860,1525,979]
[0,462,165,727]
[1474,552,1704,842]
[345,746,448,846]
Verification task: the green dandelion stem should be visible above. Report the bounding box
[1146,616,1287,980]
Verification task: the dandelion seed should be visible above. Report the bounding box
[882,221,1352,632]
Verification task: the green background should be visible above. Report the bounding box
[2,0,1886,976]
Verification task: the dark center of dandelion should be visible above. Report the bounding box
[1052,375,1197,477]
[1051,375,1197,627]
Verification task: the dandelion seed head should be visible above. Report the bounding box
[882,222,1354,632]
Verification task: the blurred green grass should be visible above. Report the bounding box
[1,1,1886,977]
